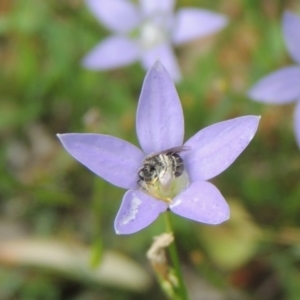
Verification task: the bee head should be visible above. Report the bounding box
[138,163,157,181]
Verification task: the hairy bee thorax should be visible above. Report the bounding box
[137,147,190,202]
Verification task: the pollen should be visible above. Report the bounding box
[139,169,189,203]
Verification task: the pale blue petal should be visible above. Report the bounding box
[141,43,181,82]
[248,66,300,103]
[182,116,260,181]
[115,189,168,234]
[85,0,140,33]
[136,60,184,154]
[283,11,300,64]
[57,133,144,189]
[172,9,228,45]
[170,181,229,224]
[82,36,140,70]
[139,0,174,16]
[294,100,300,148]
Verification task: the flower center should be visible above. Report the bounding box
[140,21,166,49]
[137,149,190,202]
[139,14,172,50]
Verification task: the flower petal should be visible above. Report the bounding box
[57,133,144,189]
[294,100,300,148]
[182,116,260,181]
[283,11,300,64]
[114,189,168,234]
[139,0,174,16]
[248,66,300,103]
[170,181,229,224]
[85,0,140,33]
[141,43,181,82]
[82,36,140,70]
[136,60,184,154]
[172,9,228,45]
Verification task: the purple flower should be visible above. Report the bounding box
[82,0,228,82]
[58,61,260,235]
[248,11,300,147]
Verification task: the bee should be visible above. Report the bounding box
[137,146,190,193]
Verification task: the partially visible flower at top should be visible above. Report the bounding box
[82,0,228,82]
[58,61,260,235]
[248,11,300,147]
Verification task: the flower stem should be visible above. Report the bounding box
[90,178,105,267]
[164,211,189,300]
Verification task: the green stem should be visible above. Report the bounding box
[90,178,105,267]
[164,211,189,300]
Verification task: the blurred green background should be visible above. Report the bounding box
[1,0,300,299]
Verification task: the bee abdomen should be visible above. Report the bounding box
[168,153,184,177]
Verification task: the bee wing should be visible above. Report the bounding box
[145,146,191,159]
[162,146,191,154]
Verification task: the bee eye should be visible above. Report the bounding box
[144,165,155,173]
[150,166,156,172]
